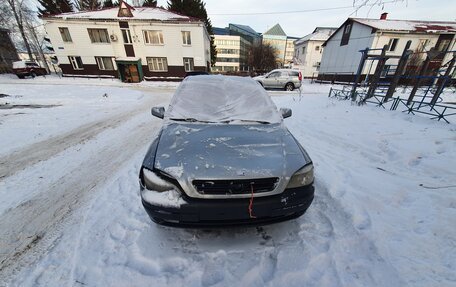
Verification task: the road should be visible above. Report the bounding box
[0,87,170,284]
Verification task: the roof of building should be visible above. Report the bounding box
[42,6,199,22]
[352,18,456,33]
[229,23,259,36]
[263,23,286,36]
[295,27,337,45]
[213,27,229,35]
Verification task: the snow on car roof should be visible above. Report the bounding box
[165,75,283,124]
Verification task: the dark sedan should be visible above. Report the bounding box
[139,75,314,227]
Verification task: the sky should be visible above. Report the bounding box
[156,0,456,38]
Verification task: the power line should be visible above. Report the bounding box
[210,0,400,16]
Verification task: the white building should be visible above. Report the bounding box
[319,13,456,82]
[293,27,336,78]
[42,2,211,82]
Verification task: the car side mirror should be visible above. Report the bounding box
[151,106,165,119]
[280,108,292,119]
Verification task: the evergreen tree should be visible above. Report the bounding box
[102,0,118,8]
[167,0,217,67]
[37,0,73,16]
[142,0,157,7]
[78,0,101,11]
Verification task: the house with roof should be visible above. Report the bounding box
[41,1,211,82]
[212,24,260,72]
[0,29,19,73]
[293,27,337,78]
[262,24,299,68]
[318,13,456,83]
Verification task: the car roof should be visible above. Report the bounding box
[166,75,282,124]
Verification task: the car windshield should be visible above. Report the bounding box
[166,75,282,124]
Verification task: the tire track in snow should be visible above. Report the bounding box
[0,103,163,283]
[0,96,160,180]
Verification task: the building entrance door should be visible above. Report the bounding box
[124,64,139,83]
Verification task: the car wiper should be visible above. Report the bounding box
[170,118,215,123]
[222,119,271,124]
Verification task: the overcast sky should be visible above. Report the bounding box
[157,0,456,38]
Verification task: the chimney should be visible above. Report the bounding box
[380,13,388,20]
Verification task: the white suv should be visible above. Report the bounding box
[254,69,302,91]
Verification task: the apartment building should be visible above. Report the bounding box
[42,1,211,82]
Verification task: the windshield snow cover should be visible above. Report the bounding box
[165,75,282,124]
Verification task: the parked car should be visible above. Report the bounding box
[254,69,302,91]
[185,71,209,77]
[12,61,47,79]
[139,75,314,227]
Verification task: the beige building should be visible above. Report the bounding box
[42,2,211,82]
[262,24,298,68]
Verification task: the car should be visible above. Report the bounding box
[139,75,314,227]
[12,60,47,79]
[254,69,302,91]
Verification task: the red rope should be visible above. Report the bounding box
[249,183,256,218]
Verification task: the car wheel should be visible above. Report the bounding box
[17,75,24,79]
[31,72,37,78]
[285,83,294,91]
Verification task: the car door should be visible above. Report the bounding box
[278,71,289,88]
[263,71,280,88]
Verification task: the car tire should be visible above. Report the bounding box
[30,72,37,78]
[285,82,294,91]
[17,75,24,79]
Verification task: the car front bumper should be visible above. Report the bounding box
[140,184,314,227]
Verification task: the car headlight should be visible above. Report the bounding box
[142,168,176,192]
[286,164,314,188]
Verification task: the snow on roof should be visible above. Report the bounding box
[45,7,197,22]
[352,18,456,33]
[295,28,337,45]
[166,75,282,124]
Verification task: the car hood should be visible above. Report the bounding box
[253,75,265,80]
[154,122,308,182]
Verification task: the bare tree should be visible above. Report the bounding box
[248,42,278,73]
[3,0,35,60]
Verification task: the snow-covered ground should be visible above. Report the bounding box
[0,76,455,287]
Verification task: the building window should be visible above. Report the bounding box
[87,29,110,43]
[418,39,429,52]
[59,27,72,42]
[121,29,132,44]
[437,39,451,52]
[340,22,352,46]
[302,47,306,54]
[388,38,399,51]
[315,45,320,51]
[95,57,114,70]
[182,31,191,45]
[183,57,194,72]
[147,57,168,72]
[68,56,83,70]
[143,30,164,45]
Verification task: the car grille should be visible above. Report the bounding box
[193,178,279,195]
